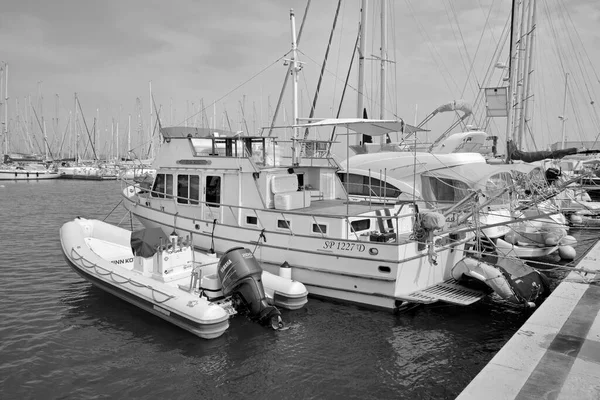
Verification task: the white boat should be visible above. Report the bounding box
[0,163,60,180]
[341,155,576,261]
[58,164,118,180]
[121,119,495,311]
[118,166,156,181]
[120,11,526,311]
[60,217,308,339]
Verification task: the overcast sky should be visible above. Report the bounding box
[1,0,599,157]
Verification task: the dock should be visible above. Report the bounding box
[457,241,600,400]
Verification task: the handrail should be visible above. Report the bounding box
[124,181,423,243]
[127,179,418,221]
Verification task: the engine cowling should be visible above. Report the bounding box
[217,247,283,328]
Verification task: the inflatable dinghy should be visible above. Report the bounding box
[60,218,308,339]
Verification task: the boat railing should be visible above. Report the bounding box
[137,183,416,220]
[127,181,424,242]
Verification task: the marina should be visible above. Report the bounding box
[0,180,597,399]
[2,0,600,399]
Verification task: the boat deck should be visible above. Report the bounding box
[457,240,600,400]
[296,199,383,216]
[296,199,407,217]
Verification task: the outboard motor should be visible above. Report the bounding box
[218,247,284,329]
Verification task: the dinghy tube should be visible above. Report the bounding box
[451,257,548,307]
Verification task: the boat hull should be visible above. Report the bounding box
[0,169,60,180]
[63,255,229,339]
[60,217,307,337]
[124,187,471,311]
[60,218,231,339]
[58,166,118,180]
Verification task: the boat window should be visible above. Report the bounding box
[424,177,469,205]
[206,175,221,207]
[191,138,216,156]
[177,174,200,205]
[177,175,187,203]
[246,216,258,225]
[165,174,173,198]
[312,223,327,234]
[277,219,291,230]
[485,173,512,206]
[190,175,200,204]
[151,173,173,198]
[351,219,370,232]
[338,173,401,198]
[297,173,305,191]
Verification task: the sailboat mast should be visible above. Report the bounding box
[3,63,8,156]
[149,81,153,159]
[68,110,72,159]
[513,0,528,145]
[290,8,300,165]
[111,120,114,161]
[505,0,520,162]
[380,0,388,146]
[43,119,48,160]
[127,114,131,156]
[519,0,537,150]
[380,0,386,121]
[74,93,79,163]
[560,72,569,149]
[357,0,368,141]
[116,119,119,161]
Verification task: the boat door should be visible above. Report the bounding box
[203,174,223,222]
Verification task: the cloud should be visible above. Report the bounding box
[1,0,599,155]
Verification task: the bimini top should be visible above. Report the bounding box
[293,118,426,135]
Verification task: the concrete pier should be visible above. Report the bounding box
[457,241,600,400]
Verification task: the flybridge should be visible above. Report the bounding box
[159,126,339,170]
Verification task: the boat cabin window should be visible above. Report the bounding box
[246,216,258,225]
[190,138,217,156]
[301,141,329,158]
[338,173,401,198]
[177,174,200,205]
[190,136,274,166]
[484,172,512,206]
[423,177,469,206]
[190,137,242,157]
[350,219,371,232]
[151,173,174,198]
[277,219,291,230]
[297,173,304,191]
[312,223,327,234]
[205,176,221,207]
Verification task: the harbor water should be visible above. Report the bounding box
[1,180,597,399]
